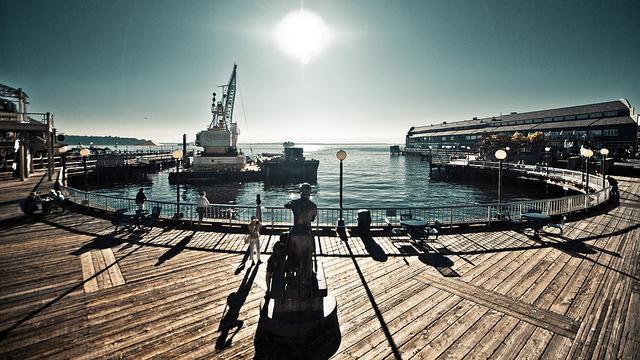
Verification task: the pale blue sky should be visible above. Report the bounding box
[2,0,639,144]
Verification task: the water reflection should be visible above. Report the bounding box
[90,144,549,208]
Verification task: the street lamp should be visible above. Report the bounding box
[544,147,551,174]
[172,149,183,218]
[600,148,609,187]
[336,149,347,228]
[583,148,594,193]
[495,149,507,204]
[80,148,89,190]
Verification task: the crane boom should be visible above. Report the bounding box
[224,64,237,125]
[209,63,237,130]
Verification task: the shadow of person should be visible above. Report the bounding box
[215,263,259,350]
[155,230,196,266]
[235,248,253,275]
[360,234,388,262]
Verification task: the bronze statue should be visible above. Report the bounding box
[284,183,317,282]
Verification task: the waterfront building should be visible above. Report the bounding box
[0,84,56,180]
[405,99,639,159]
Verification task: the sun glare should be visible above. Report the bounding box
[277,10,328,64]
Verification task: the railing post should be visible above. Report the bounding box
[450,207,453,228]
[270,209,274,230]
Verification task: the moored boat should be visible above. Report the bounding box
[170,64,318,186]
[257,145,319,185]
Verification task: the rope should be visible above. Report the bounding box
[235,72,254,155]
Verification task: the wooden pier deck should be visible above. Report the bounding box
[1,173,639,359]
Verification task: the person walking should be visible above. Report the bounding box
[135,188,147,211]
[196,191,209,228]
[247,216,262,265]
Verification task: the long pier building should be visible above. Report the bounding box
[405,99,639,159]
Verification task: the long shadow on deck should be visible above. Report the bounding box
[359,233,388,262]
[0,232,144,342]
[155,230,196,266]
[216,263,259,350]
[341,229,402,360]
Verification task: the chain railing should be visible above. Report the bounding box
[58,165,611,229]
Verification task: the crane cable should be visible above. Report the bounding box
[236,72,254,155]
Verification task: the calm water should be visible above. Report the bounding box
[91,143,546,209]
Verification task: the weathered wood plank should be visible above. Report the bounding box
[1,175,639,359]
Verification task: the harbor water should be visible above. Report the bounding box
[90,143,548,209]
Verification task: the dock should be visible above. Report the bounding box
[1,172,639,359]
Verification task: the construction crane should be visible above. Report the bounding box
[195,63,241,156]
[209,63,237,131]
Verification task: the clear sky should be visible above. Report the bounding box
[2,0,639,145]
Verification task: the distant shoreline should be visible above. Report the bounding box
[60,135,148,146]
[59,138,399,147]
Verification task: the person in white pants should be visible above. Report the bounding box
[247,216,262,265]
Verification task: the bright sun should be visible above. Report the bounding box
[277,10,328,64]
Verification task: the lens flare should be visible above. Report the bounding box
[277,10,328,63]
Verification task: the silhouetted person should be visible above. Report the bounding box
[265,239,287,294]
[135,188,147,210]
[608,176,619,202]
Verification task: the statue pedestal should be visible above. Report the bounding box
[259,260,338,338]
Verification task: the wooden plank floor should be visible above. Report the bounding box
[1,175,639,359]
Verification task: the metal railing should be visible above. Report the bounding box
[58,164,611,230]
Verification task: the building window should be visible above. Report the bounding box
[590,130,602,136]
[603,129,618,136]
[565,115,575,120]
[604,111,617,117]
[553,117,563,121]
[534,118,543,123]
[577,114,589,119]
[543,117,552,122]
[442,136,447,141]
[589,113,603,118]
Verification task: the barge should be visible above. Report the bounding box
[258,145,319,184]
[169,64,318,186]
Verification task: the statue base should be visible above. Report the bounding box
[259,260,338,338]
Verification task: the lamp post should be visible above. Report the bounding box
[336,149,347,228]
[583,148,594,193]
[495,149,507,204]
[172,149,183,218]
[544,147,551,174]
[600,148,609,187]
[80,148,89,190]
[58,146,67,186]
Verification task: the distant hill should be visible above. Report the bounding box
[59,135,148,146]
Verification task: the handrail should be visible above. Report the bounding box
[58,165,611,230]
